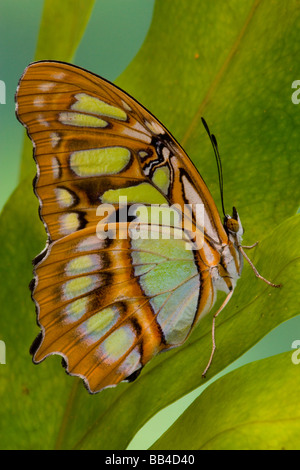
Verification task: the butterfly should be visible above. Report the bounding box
[15,61,280,393]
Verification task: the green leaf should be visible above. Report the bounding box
[1,0,300,450]
[0,183,73,449]
[117,0,300,241]
[19,0,95,179]
[151,351,300,450]
[0,183,298,449]
[34,0,95,61]
[51,215,300,450]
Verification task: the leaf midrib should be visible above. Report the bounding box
[198,415,300,450]
[180,0,262,149]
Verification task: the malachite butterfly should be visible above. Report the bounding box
[15,61,280,394]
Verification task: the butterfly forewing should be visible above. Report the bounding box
[16,61,237,393]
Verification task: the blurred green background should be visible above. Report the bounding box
[0,0,299,450]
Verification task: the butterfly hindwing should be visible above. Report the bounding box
[30,225,204,391]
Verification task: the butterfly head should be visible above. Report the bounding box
[223,207,244,278]
[224,206,244,243]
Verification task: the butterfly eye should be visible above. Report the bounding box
[226,217,240,233]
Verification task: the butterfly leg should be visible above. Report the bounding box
[241,241,259,249]
[202,289,234,378]
[239,246,281,288]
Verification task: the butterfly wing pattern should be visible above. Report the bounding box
[16,61,243,393]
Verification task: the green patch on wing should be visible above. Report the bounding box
[131,237,200,345]
[101,182,168,204]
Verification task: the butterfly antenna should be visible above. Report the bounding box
[201,118,226,217]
